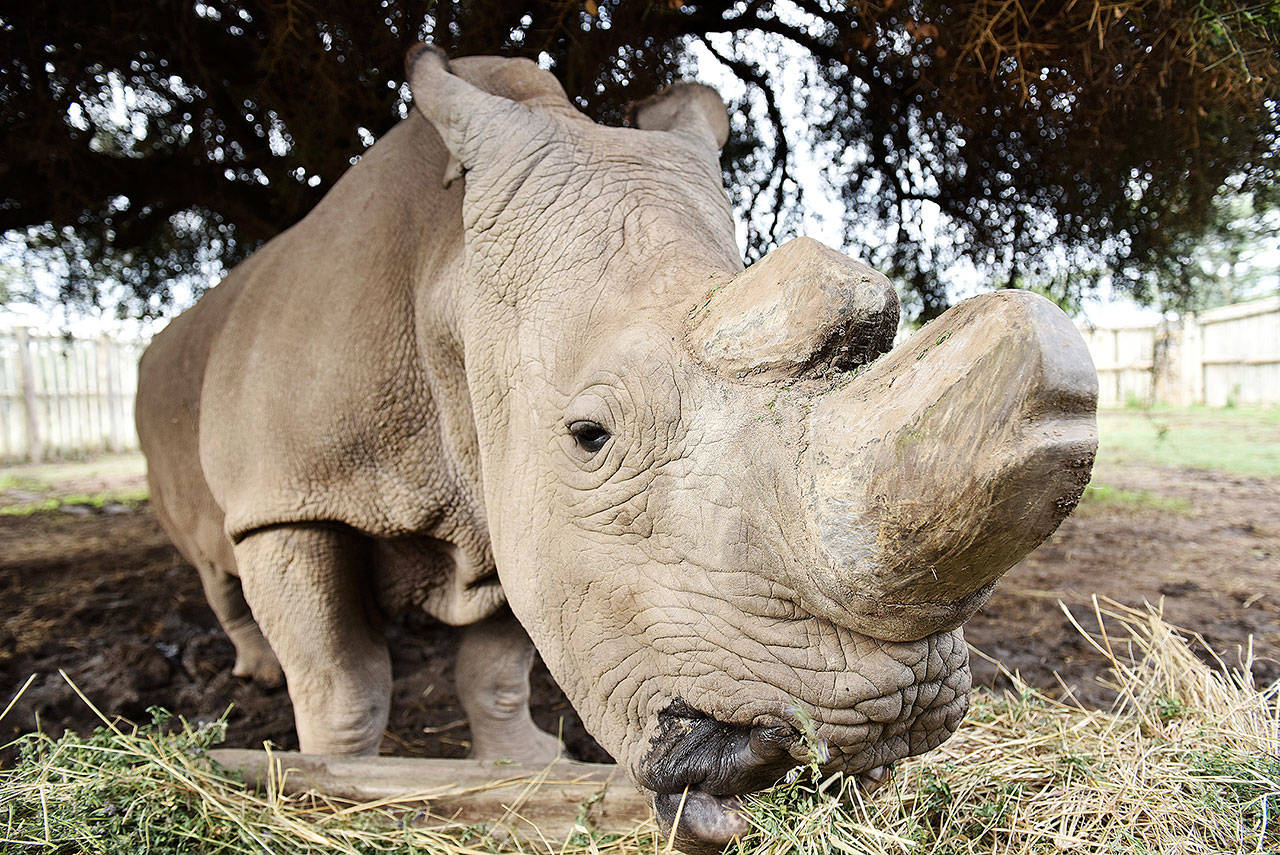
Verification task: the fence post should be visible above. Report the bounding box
[1152,319,1182,406]
[100,334,122,453]
[16,327,42,463]
[1179,313,1203,406]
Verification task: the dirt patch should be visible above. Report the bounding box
[2,461,1277,763]
[0,509,608,763]
[966,463,1280,705]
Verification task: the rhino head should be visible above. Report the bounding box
[408,47,1097,851]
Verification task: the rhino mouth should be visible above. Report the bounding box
[639,705,793,853]
[638,701,904,853]
[637,630,971,852]
[640,701,799,795]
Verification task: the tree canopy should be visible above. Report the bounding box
[2,0,1277,319]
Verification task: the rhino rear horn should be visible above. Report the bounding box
[686,237,899,381]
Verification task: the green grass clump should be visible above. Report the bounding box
[1076,483,1190,514]
[0,474,46,494]
[1098,406,1280,478]
[0,452,149,514]
[0,486,150,516]
[0,679,654,854]
[1,708,247,853]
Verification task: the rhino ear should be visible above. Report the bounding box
[405,43,545,187]
[629,82,730,151]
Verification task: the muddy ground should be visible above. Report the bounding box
[2,460,1277,765]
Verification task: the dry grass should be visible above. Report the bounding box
[2,600,1277,854]
[737,599,1279,854]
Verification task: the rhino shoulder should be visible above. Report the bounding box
[194,120,473,541]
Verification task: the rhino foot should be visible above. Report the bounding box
[231,644,285,688]
[225,616,284,688]
[469,724,566,765]
[457,609,568,764]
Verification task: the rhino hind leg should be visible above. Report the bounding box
[456,609,565,764]
[234,524,392,755]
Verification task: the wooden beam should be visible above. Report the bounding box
[208,749,654,840]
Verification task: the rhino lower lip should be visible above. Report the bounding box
[856,763,893,793]
[652,765,895,852]
[653,790,748,853]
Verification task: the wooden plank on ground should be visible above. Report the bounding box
[208,749,654,840]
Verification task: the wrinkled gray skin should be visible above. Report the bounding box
[136,47,1097,853]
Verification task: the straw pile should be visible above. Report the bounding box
[2,599,1277,854]
[737,600,1280,854]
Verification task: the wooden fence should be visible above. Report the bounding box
[4,294,1276,463]
[1079,295,1280,408]
[0,328,148,463]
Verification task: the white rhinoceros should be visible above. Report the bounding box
[136,45,1097,851]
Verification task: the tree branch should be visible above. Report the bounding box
[698,35,794,251]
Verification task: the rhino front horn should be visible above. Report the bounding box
[797,290,1098,642]
[687,237,899,381]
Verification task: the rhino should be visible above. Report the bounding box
[135,45,1097,851]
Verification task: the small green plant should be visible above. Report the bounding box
[1124,391,1152,410]
[917,767,953,811]
[783,704,830,768]
[914,329,952,362]
[1078,483,1190,514]
[1056,752,1097,786]
[1155,693,1187,721]
[1184,749,1280,842]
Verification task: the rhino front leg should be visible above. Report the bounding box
[198,566,284,687]
[457,609,565,763]
[234,524,391,755]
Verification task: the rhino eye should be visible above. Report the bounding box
[568,420,611,454]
